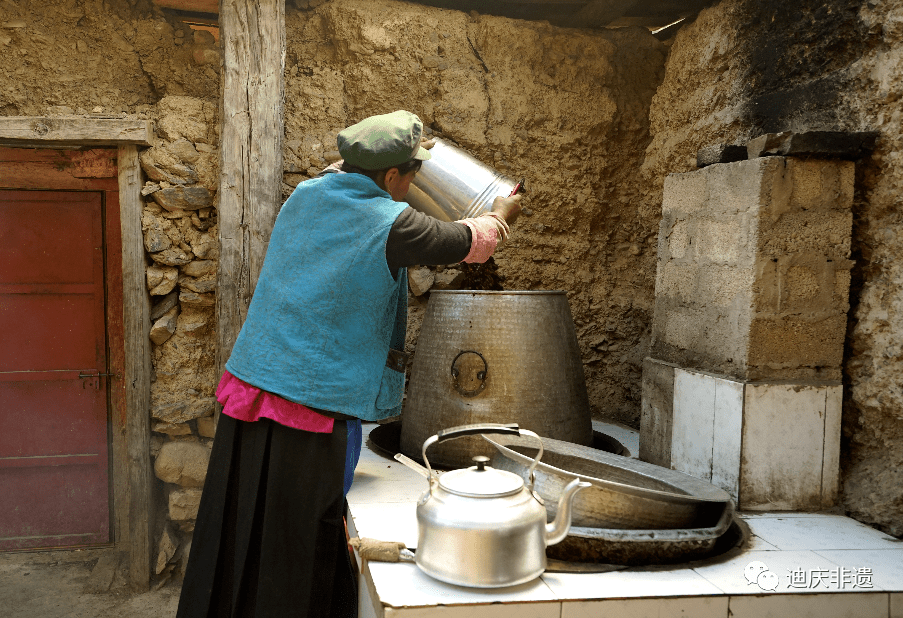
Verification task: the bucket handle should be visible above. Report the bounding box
[450,350,488,397]
[421,423,544,491]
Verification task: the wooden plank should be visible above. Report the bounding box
[0,148,119,191]
[117,145,152,590]
[0,161,119,191]
[104,186,131,581]
[0,118,153,147]
[215,0,285,379]
[155,0,219,14]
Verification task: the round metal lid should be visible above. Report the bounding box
[438,458,525,498]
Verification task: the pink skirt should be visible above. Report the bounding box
[216,371,335,433]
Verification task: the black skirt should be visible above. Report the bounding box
[176,414,357,618]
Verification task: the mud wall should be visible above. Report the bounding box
[640,0,902,535]
[284,0,667,425]
[0,0,222,581]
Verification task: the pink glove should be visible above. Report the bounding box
[458,212,511,263]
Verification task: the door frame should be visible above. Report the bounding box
[0,119,154,589]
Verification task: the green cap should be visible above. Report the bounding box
[337,110,432,170]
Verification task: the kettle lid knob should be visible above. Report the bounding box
[472,455,490,471]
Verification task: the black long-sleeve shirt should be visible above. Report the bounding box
[385,206,472,274]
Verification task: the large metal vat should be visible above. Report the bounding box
[400,290,593,468]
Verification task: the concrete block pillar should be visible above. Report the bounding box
[640,157,853,510]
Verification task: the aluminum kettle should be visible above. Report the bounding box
[411,423,590,588]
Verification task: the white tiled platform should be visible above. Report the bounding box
[349,423,903,618]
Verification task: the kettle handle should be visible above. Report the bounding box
[421,423,544,490]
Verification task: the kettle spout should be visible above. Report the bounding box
[544,478,591,546]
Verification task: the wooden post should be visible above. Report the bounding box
[216,0,286,378]
[118,144,153,590]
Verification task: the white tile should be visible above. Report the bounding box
[740,384,827,510]
[348,478,426,504]
[562,596,730,618]
[359,563,383,618]
[692,549,855,594]
[541,565,724,600]
[745,515,899,551]
[386,602,562,617]
[745,534,780,551]
[821,385,842,507]
[348,502,420,549]
[711,377,744,499]
[727,592,889,618]
[672,369,717,481]
[355,456,426,483]
[369,562,558,608]
[738,511,833,519]
[814,549,903,592]
[891,592,903,618]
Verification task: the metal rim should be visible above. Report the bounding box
[483,434,733,505]
[567,501,735,543]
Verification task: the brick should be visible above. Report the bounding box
[656,261,699,302]
[697,264,753,309]
[748,314,847,369]
[666,218,692,260]
[662,170,708,215]
[695,218,748,265]
[757,210,853,257]
[705,157,782,216]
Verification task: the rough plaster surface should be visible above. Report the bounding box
[0,0,220,115]
[285,0,667,424]
[642,0,901,535]
[842,0,903,537]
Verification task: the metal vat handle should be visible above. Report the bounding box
[450,350,488,397]
[421,423,544,492]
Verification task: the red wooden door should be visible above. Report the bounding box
[0,190,110,550]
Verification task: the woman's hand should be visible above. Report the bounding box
[490,193,523,226]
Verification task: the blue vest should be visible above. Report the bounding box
[226,173,408,421]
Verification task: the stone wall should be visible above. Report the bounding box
[142,94,221,582]
[640,0,902,536]
[0,0,222,580]
[284,0,668,425]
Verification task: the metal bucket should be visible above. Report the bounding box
[399,290,594,468]
[404,138,518,221]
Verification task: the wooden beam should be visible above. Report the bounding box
[118,144,153,591]
[0,117,153,148]
[216,0,285,378]
[155,0,220,14]
[551,0,637,27]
